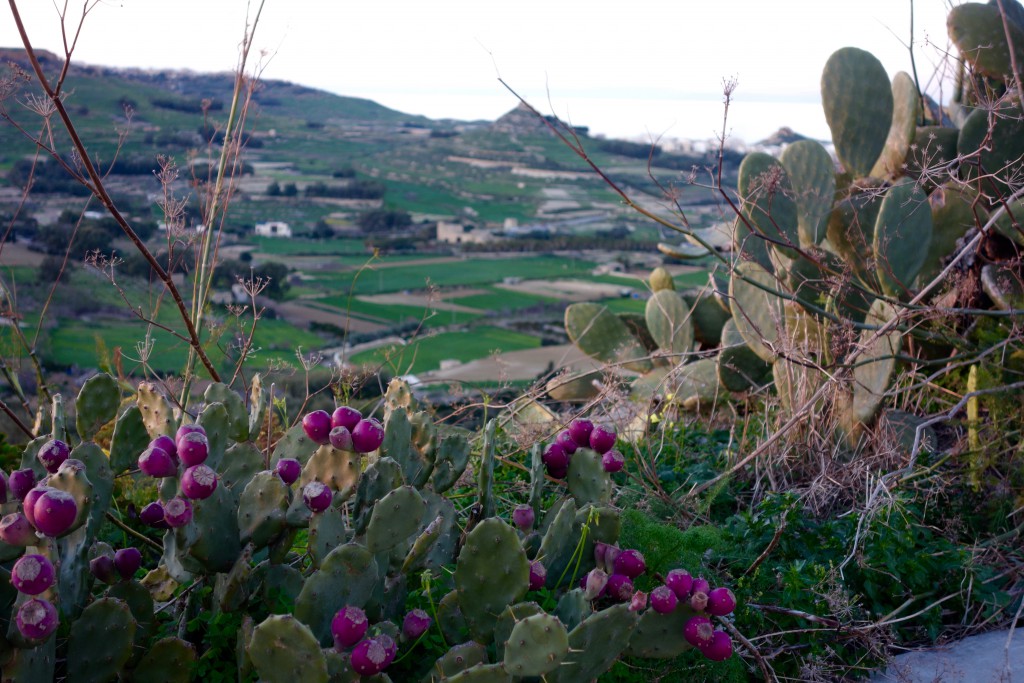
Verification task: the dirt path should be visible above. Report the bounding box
[418,343,600,383]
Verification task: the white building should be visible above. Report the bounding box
[254,221,293,238]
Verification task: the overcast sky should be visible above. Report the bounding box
[2,1,956,143]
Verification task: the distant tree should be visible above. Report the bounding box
[309,220,335,240]
[266,181,281,196]
[281,183,298,197]
[357,209,412,233]
[37,255,71,283]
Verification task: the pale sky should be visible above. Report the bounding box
[2,1,957,143]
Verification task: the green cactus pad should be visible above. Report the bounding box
[628,607,699,659]
[366,485,426,553]
[493,602,545,660]
[537,497,578,589]
[107,579,155,657]
[546,370,602,401]
[308,506,347,568]
[431,432,471,493]
[718,318,773,392]
[656,241,710,259]
[383,407,435,488]
[218,441,265,492]
[294,543,379,645]
[649,266,675,291]
[108,405,149,475]
[136,381,177,438]
[948,2,1024,79]
[870,72,920,179]
[689,288,731,346]
[478,419,497,519]
[880,409,938,457]
[130,637,196,683]
[437,590,470,644]
[729,260,784,362]
[851,299,903,423]
[75,372,120,441]
[667,358,722,410]
[981,263,1024,310]
[527,443,545,523]
[426,641,488,682]
[564,302,652,373]
[645,289,694,354]
[906,125,959,180]
[737,152,800,261]
[238,471,290,549]
[252,561,304,613]
[821,47,894,176]
[552,603,639,683]
[401,514,445,573]
[957,99,1024,187]
[567,448,613,507]
[919,183,982,283]
[0,637,55,683]
[300,443,361,501]
[353,457,405,534]
[270,423,320,468]
[444,664,512,683]
[67,597,137,683]
[455,517,530,641]
[204,382,249,442]
[71,441,113,539]
[780,139,836,247]
[248,615,328,683]
[502,612,569,677]
[826,181,886,279]
[873,178,933,298]
[574,504,621,576]
[197,402,230,470]
[47,454,94,533]
[214,544,253,613]
[554,589,592,631]
[994,198,1024,247]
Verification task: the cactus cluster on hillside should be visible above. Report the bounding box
[560,0,1024,454]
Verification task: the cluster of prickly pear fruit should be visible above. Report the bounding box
[135,423,219,529]
[543,418,621,478]
[302,403,384,453]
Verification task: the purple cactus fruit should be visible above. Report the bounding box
[602,544,622,574]
[139,501,166,527]
[90,554,117,585]
[700,630,733,661]
[512,504,535,532]
[331,405,362,432]
[690,576,710,597]
[555,430,578,455]
[542,442,569,472]
[37,439,70,474]
[706,587,736,617]
[547,463,568,479]
[584,568,609,601]
[351,418,384,454]
[0,469,7,504]
[683,615,714,648]
[114,547,142,581]
[528,560,547,591]
[176,423,206,442]
[177,432,209,467]
[16,597,58,641]
[11,554,55,595]
[302,410,332,444]
[350,636,389,676]
[402,608,432,640]
[275,458,301,485]
[9,468,36,501]
[604,574,634,603]
[303,481,332,513]
[568,418,594,447]
[31,488,77,537]
[602,449,625,473]
[163,497,193,527]
[664,568,693,599]
[612,549,646,579]
[138,445,177,478]
[331,605,368,649]
[377,634,397,668]
[151,435,178,462]
[629,590,648,612]
[589,425,617,454]
[329,426,354,451]
[650,585,679,614]
[180,464,218,500]
[0,512,38,546]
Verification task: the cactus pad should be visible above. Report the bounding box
[873,178,933,298]
[851,299,902,423]
[455,517,530,640]
[137,382,176,438]
[552,603,639,683]
[821,47,894,176]
[75,372,120,441]
[564,303,652,373]
[366,485,426,553]
[131,637,196,683]
[645,289,694,354]
[248,615,328,683]
[294,543,379,645]
[108,405,149,475]
[737,152,799,261]
[780,139,835,247]
[67,597,136,683]
[567,448,613,506]
[948,2,1024,78]
[237,471,290,549]
[729,261,784,362]
[502,612,569,676]
[870,72,920,179]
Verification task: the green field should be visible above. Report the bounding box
[306,256,596,296]
[349,326,541,375]
[450,287,556,311]
[315,296,481,327]
[250,237,368,255]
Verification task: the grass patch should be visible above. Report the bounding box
[450,287,556,311]
[349,326,540,375]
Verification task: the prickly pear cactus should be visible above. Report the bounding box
[66,597,136,683]
[821,46,894,176]
[455,518,530,640]
[502,612,569,676]
[248,615,328,683]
